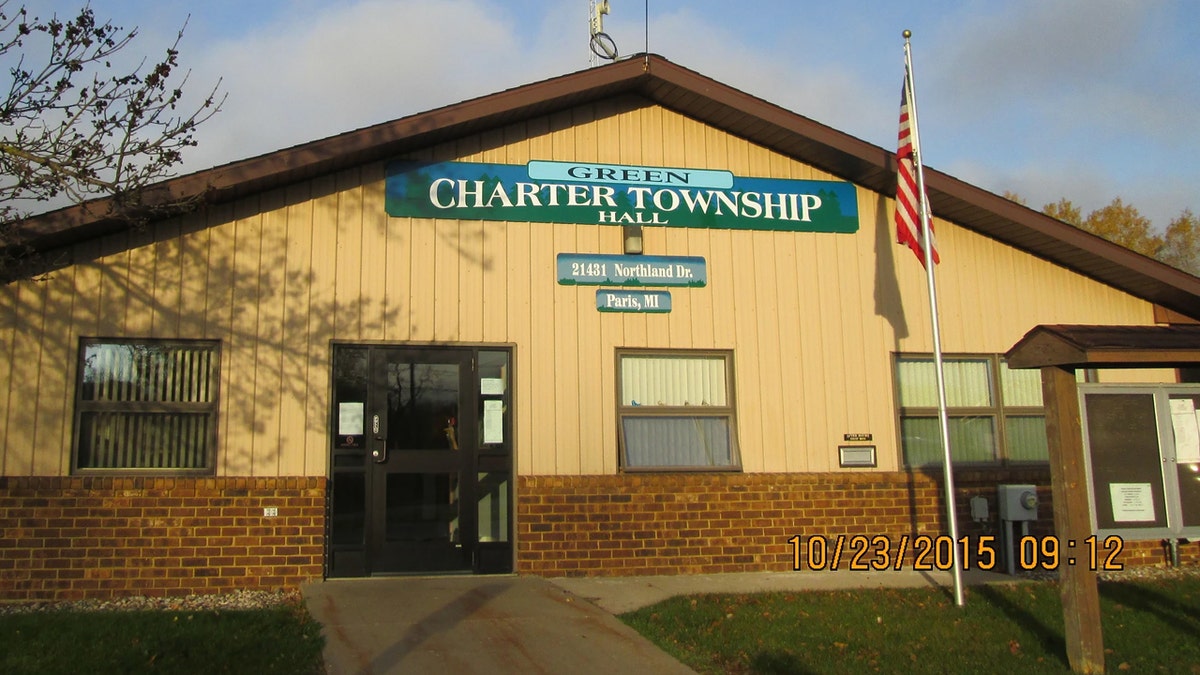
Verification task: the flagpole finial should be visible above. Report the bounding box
[903,29,912,39]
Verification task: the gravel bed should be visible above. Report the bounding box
[1099,564,1200,582]
[1005,564,1200,584]
[0,588,302,616]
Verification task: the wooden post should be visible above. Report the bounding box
[1042,365,1105,674]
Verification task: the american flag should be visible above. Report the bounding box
[895,77,938,266]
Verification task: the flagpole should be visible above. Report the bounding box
[904,29,964,607]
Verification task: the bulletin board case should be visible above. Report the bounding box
[1079,384,1200,540]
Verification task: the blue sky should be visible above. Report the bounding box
[18,1,1200,229]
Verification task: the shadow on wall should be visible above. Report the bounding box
[0,161,501,475]
[872,191,925,535]
[872,182,909,344]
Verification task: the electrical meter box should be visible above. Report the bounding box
[998,484,1038,521]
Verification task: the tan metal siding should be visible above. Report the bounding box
[363,168,391,341]
[226,205,264,475]
[0,285,17,473]
[177,214,211,341]
[0,100,1175,478]
[11,279,47,474]
[334,169,364,342]
[253,190,289,477]
[279,182,314,477]
[307,177,339,476]
[34,273,71,475]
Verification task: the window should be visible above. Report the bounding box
[894,354,1046,466]
[73,339,220,473]
[617,350,739,470]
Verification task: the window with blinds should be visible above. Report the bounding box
[894,354,1047,466]
[616,350,740,470]
[73,339,220,472]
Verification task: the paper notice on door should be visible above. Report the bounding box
[338,402,364,435]
[481,378,505,396]
[1171,399,1200,463]
[1109,483,1155,522]
[483,400,504,444]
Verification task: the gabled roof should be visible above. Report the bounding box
[10,54,1200,318]
[1006,324,1200,369]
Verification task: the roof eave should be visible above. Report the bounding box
[1006,324,1200,369]
[10,57,660,251]
[8,54,1200,319]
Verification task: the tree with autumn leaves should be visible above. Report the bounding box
[1160,212,1200,275]
[1007,193,1200,277]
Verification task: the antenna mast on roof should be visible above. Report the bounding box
[589,0,618,66]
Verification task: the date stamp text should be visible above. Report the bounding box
[788,534,1125,572]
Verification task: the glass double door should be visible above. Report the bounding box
[329,345,512,576]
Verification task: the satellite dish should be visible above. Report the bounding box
[589,0,618,62]
[590,31,618,60]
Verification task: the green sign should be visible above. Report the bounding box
[557,254,706,287]
[596,290,671,313]
[386,160,858,233]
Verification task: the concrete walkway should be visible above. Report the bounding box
[551,567,1016,614]
[301,575,695,675]
[301,568,1017,674]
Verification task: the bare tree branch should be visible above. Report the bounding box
[0,1,225,280]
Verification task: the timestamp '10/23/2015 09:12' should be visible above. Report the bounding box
[787,534,1125,572]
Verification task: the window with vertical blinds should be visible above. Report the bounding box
[73,339,220,472]
[617,350,739,470]
[894,354,1047,466]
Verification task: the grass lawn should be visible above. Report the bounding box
[0,601,324,675]
[620,573,1200,674]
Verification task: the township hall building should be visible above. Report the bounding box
[3,55,1200,600]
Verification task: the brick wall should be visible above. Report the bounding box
[516,471,1198,576]
[0,476,326,602]
[4,472,1193,600]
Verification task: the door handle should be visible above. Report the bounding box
[372,413,387,463]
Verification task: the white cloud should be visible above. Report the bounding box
[179,0,584,172]
[178,0,895,173]
[934,1,1139,90]
[30,0,1191,227]
[607,7,885,142]
[947,157,1187,231]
